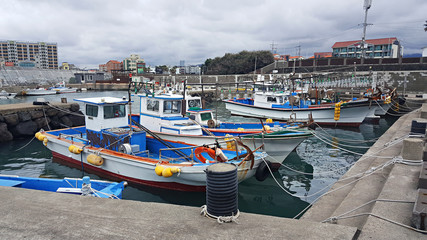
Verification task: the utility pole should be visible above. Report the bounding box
[361,0,372,59]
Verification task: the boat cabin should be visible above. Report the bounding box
[74,97,147,152]
[137,92,202,135]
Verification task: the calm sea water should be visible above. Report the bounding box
[0,91,398,218]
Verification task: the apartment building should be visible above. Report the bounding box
[99,60,123,73]
[332,37,402,58]
[0,40,58,69]
[123,54,145,73]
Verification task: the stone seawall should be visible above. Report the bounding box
[0,102,85,142]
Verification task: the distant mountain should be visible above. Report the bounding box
[403,53,422,58]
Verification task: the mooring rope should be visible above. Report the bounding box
[46,102,84,117]
[14,136,36,151]
[200,205,240,224]
[290,156,422,219]
[311,122,379,143]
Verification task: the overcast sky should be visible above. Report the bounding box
[1,0,426,69]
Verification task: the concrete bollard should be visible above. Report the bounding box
[401,138,424,160]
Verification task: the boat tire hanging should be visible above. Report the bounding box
[255,160,272,181]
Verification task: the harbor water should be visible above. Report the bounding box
[0,91,398,218]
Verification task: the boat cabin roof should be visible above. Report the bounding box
[74,97,128,105]
[137,92,183,100]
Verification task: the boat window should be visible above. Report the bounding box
[104,105,126,119]
[200,112,212,121]
[267,97,277,102]
[86,104,98,117]
[279,97,284,103]
[187,99,201,108]
[163,100,181,114]
[147,99,159,112]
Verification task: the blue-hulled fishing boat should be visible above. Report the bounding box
[0,175,126,199]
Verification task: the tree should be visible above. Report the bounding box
[202,50,274,75]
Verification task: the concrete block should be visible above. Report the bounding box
[421,104,427,119]
[410,118,427,135]
[411,189,427,230]
[401,138,424,160]
[419,162,427,189]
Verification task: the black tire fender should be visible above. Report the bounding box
[255,160,272,181]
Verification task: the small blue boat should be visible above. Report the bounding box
[0,175,126,199]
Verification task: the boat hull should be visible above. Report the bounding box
[44,131,261,192]
[153,131,308,167]
[225,100,372,127]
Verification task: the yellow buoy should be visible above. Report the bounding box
[68,145,83,154]
[36,132,46,142]
[161,167,180,178]
[237,127,244,131]
[43,138,48,146]
[87,154,104,166]
[263,125,270,131]
[224,134,236,150]
[266,118,273,123]
[155,165,164,176]
[162,168,173,178]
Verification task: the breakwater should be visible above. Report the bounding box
[0,102,84,142]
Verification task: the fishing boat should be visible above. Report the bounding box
[23,87,57,96]
[136,91,313,168]
[49,81,78,93]
[0,90,17,99]
[224,82,374,127]
[37,96,267,192]
[0,175,126,199]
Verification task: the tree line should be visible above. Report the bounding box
[202,50,274,75]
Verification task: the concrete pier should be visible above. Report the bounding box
[0,186,357,239]
[302,106,426,239]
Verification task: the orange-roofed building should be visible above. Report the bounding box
[314,52,332,59]
[99,60,123,73]
[332,37,402,58]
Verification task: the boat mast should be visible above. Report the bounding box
[361,0,372,59]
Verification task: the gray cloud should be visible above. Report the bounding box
[1,0,426,68]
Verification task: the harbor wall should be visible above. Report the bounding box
[0,102,85,142]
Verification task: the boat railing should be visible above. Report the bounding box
[59,133,91,144]
[158,138,240,163]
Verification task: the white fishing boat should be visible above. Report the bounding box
[37,96,267,191]
[136,91,313,168]
[0,90,17,99]
[224,82,374,127]
[49,81,78,93]
[23,87,57,96]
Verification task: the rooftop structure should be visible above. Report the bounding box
[99,60,123,73]
[332,37,402,59]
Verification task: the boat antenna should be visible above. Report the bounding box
[128,72,133,132]
[361,0,372,59]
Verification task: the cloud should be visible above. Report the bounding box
[1,0,426,68]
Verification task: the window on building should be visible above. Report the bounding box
[86,105,98,117]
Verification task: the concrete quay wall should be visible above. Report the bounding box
[301,105,427,239]
[0,102,84,142]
